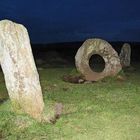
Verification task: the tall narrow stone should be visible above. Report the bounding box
[0,20,44,119]
[119,43,131,67]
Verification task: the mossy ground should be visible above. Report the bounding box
[0,63,140,140]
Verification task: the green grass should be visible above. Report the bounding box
[0,64,140,140]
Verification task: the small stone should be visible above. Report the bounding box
[55,103,63,119]
[119,43,131,67]
[116,75,126,81]
[78,79,85,83]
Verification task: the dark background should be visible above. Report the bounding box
[0,0,140,64]
[0,0,140,43]
[32,42,140,67]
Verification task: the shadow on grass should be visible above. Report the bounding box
[0,99,8,105]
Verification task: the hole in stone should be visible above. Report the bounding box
[89,54,105,72]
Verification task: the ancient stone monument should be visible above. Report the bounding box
[0,20,44,119]
[119,43,131,67]
[75,38,122,81]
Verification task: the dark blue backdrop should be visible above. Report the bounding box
[0,0,140,43]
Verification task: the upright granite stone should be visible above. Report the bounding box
[75,38,122,81]
[119,43,131,67]
[0,20,44,119]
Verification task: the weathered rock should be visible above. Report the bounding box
[0,20,44,119]
[119,43,131,67]
[75,38,122,81]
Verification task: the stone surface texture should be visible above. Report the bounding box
[75,38,122,81]
[0,20,44,119]
[119,43,131,67]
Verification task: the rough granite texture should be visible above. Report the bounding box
[119,43,131,67]
[0,20,44,119]
[75,38,122,81]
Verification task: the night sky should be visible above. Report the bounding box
[0,0,140,43]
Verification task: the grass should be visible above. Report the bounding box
[0,64,140,140]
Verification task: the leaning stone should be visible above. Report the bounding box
[119,43,131,67]
[0,20,44,119]
[75,38,122,81]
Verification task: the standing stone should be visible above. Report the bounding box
[75,38,122,81]
[0,20,44,119]
[119,43,131,67]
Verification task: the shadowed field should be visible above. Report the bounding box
[0,63,140,140]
